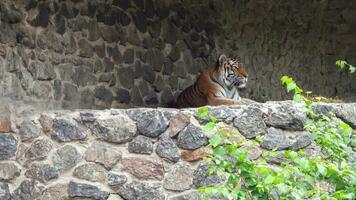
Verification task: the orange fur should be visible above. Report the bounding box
[176,55,248,108]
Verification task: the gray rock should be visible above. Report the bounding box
[127,109,169,138]
[163,59,174,75]
[264,102,307,131]
[144,0,155,18]
[115,88,131,104]
[99,24,119,43]
[131,86,144,105]
[233,107,267,139]
[78,39,94,58]
[169,190,200,200]
[160,87,175,106]
[196,106,236,124]
[138,80,151,97]
[13,180,45,200]
[0,22,16,44]
[0,182,11,200]
[71,66,97,87]
[153,75,165,92]
[98,73,116,86]
[73,163,106,183]
[162,21,178,45]
[123,48,135,64]
[117,67,135,89]
[290,132,312,151]
[28,3,49,27]
[0,162,21,181]
[85,141,122,169]
[56,63,74,81]
[54,14,66,34]
[25,163,59,183]
[108,171,128,187]
[0,1,23,24]
[177,124,208,150]
[80,112,96,122]
[52,145,82,172]
[88,20,100,41]
[94,86,113,104]
[144,49,164,72]
[142,64,156,84]
[25,138,52,161]
[168,46,181,62]
[28,61,56,80]
[51,117,89,142]
[132,10,147,33]
[91,115,137,143]
[32,81,52,99]
[113,0,130,10]
[173,61,187,78]
[128,135,154,154]
[68,181,110,200]
[193,163,225,188]
[164,162,194,191]
[63,82,78,101]
[118,181,165,200]
[334,104,356,129]
[265,151,288,164]
[79,89,95,109]
[156,135,180,162]
[95,44,106,58]
[261,127,290,150]
[0,134,17,160]
[19,120,41,142]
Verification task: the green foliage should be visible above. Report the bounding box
[197,77,356,200]
[336,60,356,74]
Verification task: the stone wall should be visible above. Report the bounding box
[0,101,355,199]
[0,0,355,109]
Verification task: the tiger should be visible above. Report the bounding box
[176,54,251,108]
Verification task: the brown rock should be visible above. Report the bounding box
[39,114,53,133]
[121,157,164,180]
[168,112,190,138]
[181,148,209,162]
[45,184,69,200]
[0,116,12,132]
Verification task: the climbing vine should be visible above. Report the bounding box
[198,76,356,200]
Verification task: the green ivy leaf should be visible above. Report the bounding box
[316,163,327,176]
[349,65,356,74]
[287,82,297,92]
[336,60,346,69]
[198,107,209,119]
[293,94,304,102]
[209,134,222,147]
[203,122,216,132]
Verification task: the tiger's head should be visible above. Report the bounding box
[217,54,248,89]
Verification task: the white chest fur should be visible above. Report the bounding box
[223,87,241,100]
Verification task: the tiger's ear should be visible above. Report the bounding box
[218,54,227,66]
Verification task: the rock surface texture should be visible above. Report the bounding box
[0,0,354,109]
[0,102,354,199]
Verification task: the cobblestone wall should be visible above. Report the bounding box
[0,0,355,108]
[0,101,355,199]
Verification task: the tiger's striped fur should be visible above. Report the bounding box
[176,54,248,108]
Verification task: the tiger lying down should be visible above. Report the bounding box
[176,54,256,108]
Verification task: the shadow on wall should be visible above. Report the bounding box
[0,0,355,110]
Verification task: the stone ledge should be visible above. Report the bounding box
[0,101,355,200]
